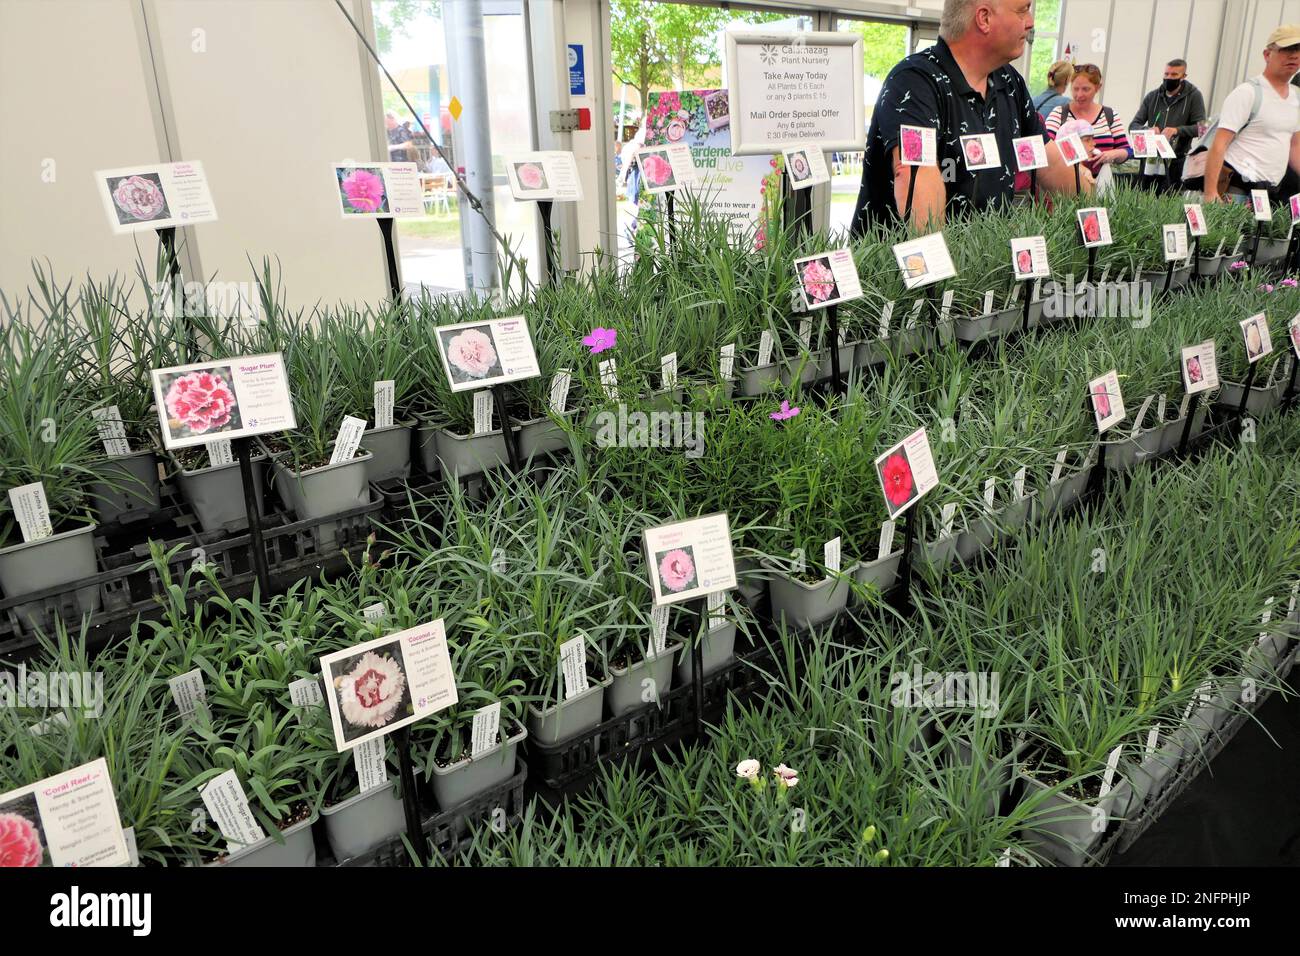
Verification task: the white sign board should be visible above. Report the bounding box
[151,353,296,451]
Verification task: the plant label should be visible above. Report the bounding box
[318,620,458,752]
[558,635,589,701]
[1162,224,1188,262]
[643,512,738,606]
[92,405,131,457]
[823,536,841,574]
[29,713,70,737]
[781,143,830,188]
[659,353,678,392]
[960,133,1001,170]
[1032,278,1043,302]
[997,847,1012,867]
[504,151,583,201]
[983,291,995,314]
[1010,235,1050,280]
[798,319,812,349]
[331,162,423,217]
[151,353,296,451]
[329,415,368,465]
[1180,340,1219,394]
[1179,391,1191,418]
[200,768,266,851]
[1153,134,1176,160]
[893,232,957,290]
[1241,313,1273,364]
[795,249,863,310]
[363,602,387,622]
[940,289,954,321]
[1290,580,1299,616]
[1076,207,1113,248]
[1129,394,1155,438]
[1007,283,1022,307]
[875,427,939,519]
[983,478,996,512]
[0,758,130,867]
[1290,316,1300,360]
[435,315,541,393]
[637,143,699,194]
[879,302,894,339]
[1156,393,1167,422]
[1013,466,1027,500]
[650,604,670,650]
[373,380,395,429]
[599,359,619,400]
[720,344,736,381]
[1012,135,1047,171]
[7,481,53,542]
[288,677,324,708]
[354,736,389,793]
[907,300,924,329]
[1056,132,1087,167]
[168,668,207,718]
[1087,369,1126,434]
[1251,190,1271,222]
[1098,745,1123,798]
[96,161,217,234]
[1184,204,1207,238]
[1050,447,1068,484]
[206,438,234,466]
[122,826,139,867]
[549,369,572,414]
[940,502,957,539]
[707,590,727,631]
[1130,130,1155,158]
[878,519,896,558]
[471,702,503,758]
[472,391,494,435]
[1146,726,1160,759]
[899,125,938,166]
[758,330,775,367]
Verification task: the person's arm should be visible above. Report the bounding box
[1289,130,1300,178]
[1037,139,1096,195]
[1044,105,1063,140]
[863,66,946,230]
[1202,128,1236,202]
[1205,84,1250,201]
[891,148,947,230]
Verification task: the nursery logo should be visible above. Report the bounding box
[592,404,705,458]
[0,665,104,718]
[1041,276,1152,327]
[49,886,151,936]
[890,663,1000,717]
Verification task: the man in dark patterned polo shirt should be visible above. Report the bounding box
[851,0,1091,234]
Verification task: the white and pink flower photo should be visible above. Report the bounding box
[639,149,677,191]
[655,546,698,594]
[439,324,503,385]
[159,366,241,441]
[513,161,549,193]
[336,166,389,215]
[105,172,171,226]
[0,793,47,867]
[799,256,839,306]
[326,641,413,743]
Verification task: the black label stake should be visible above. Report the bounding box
[1236,361,1259,421]
[1177,392,1202,457]
[491,383,522,471]
[538,200,557,287]
[827,303,843,397]
[690,596,706,739]
[234,436,271,597]
[396,726,423,861]
[665,190,677,252]
[376,218,402,301]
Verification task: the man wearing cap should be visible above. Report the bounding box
[851,0,1088,234]
[1203,25,1300,205]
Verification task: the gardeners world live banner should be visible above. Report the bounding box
[644,89,771,234]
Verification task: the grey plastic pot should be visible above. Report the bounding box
[0,523,100,632]
[955,514,996,564]
[270,450,372,549]
[953,305,1021,344]
[779,352,820,387]
[526,671,612,746]
[88,449,162,524]
[854,339,888,370]
[1155,404,1209,456]
[1196,253,1226,277]
[209,812,318,867]
[674,622,737,684]
[360,422,413,483]
[1217,378,1285,417]
[1018,774,1131,867]
[320,779,406,862]
[512,410,577,459]
[1126,739,1183,813]
[430,722,526,810]
[735,556,766,612]
[912,533,957,573]
[433,426,512,480]
[1039,465,1093,519]
[853,548,903,599]
[816,343,856,381]
[737,361,780,397]
[1140,266,1192,293]
[887,325,930,359]
[608,642,682,717]
[1103,432,1148,473]
[176,455,266,533]
[1252,235,1290,265]
[765,561,859,630]
[949,735,1025,817]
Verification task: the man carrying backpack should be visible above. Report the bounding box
[1202,25,1300,205]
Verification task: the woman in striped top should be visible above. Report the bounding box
[1045,64,1132,177]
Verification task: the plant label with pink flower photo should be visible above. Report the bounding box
[1130,130,1154,159]
[505,151,583,201]
[1012,135,1047,171]
[1181,341,1219,395]
[434,316,541,392]
[1288,316,1300,359]
[319,621,458,752]
[1290,194,1300,224]
[95,161,217,234]
[1162,224,1189,262]
[91,405,131,457]
[1184,203,1208,238]
[637,143,698,194]
[1152,134,1176,160]
[331,162,422,218]
[643,512,737,606]
[893,232,957,291]
[793,249,862,310]
[1251,190,1271,222]
[7,481,54,543]
[151,353,296,450]
[329,415,368,466]
[1010,236,1049,280]
[1076,207,1113,248]
[1056,132,1087,167]
[0,758,130,867]
[899,125,938,166]
[874,426,939,519]
[960,133,1000,171]
[781,144,830,188]
[1088,370,1126,433]
[1241,313,1273,363]
[373,380,395,429]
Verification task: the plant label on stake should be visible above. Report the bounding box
[95,161,217,234]
[794,249,864,310]
[1012,135,1047,171]
[206,438,233,466]
[331,162,423,217]
[1162,224,1189,261]
[318,620,458,752]
[643,513,738,606]
[875,427,940,519]
[1251,190,1271,222]
[659,353,679,389]
[151,354,296,450]
[434,316,541,392]
[1076,207,1113,248]
[1056,132,1087,167]
[940,502,957,539]
[373,381,395,429]
[893,232,957,290]
[0,758,130,867]
[706,590,727,631]
[1184,204,1207,237]
[1181,340,1219,394]
[959,133,1001,170]
[557,635,590,700]
[199,769,266,852]
[899,125,938,166]
[720,344,736,381]
[1130,129,1155,158]
[504,151,583,201]
[363,602,387,622]
[329,415,368,465]
[599,359,618,400]
[878,519,896,558]
[1240,313,1273,364]
[636,143,699,194]
[471,702,502,758]
[472,391,494,435]
[549,369,572,414]
[353,737,388,793]
[781,144,831,187]
[1088,369,1126,433]
[1288,316,1300,359]
[1050,447,1068,483]
[879,301,894,339]
[1098,745,1123,799]
[650,605,670,653]
[823,536,841,575]
[7,482,54,542]
[288,677,324,708]
[757,330,775,367]
[1013,466,1027,500]
[168,668,207,718]
[91,406,131,457]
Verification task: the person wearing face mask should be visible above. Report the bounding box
[1130,59,1206,192]
[1045,64,1132,178]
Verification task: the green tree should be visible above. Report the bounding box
[840,20,909,79]
[373,0,434,54]
[653,3,727,90]
[611,0,670,111]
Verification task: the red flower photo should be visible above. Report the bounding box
[1092,382,1112,420]
[878,448,917,515]
[1015,249,1034,276]
[1080,211,1101,244]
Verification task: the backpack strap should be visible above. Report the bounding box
[1246,76,1265,129]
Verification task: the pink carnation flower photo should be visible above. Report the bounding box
[514,162,548,192]
[160,366,241,440]
[640,151,676,189]
[439,325,502,384]
[800,257,839,305]
[0,795,46,867]
[107,173,171,225]
[337,167,389,214]
[656,546,697,594]
[329,643,413,741]
[901,127,924,163]
[1015,140,1038,169]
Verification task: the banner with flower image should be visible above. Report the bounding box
[150,353,296,450]
[95,161,217,235]
[644,90,769,233]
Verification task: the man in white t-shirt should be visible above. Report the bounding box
[1204,25,1300,204]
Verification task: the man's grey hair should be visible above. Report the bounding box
[941,0,1010,41]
